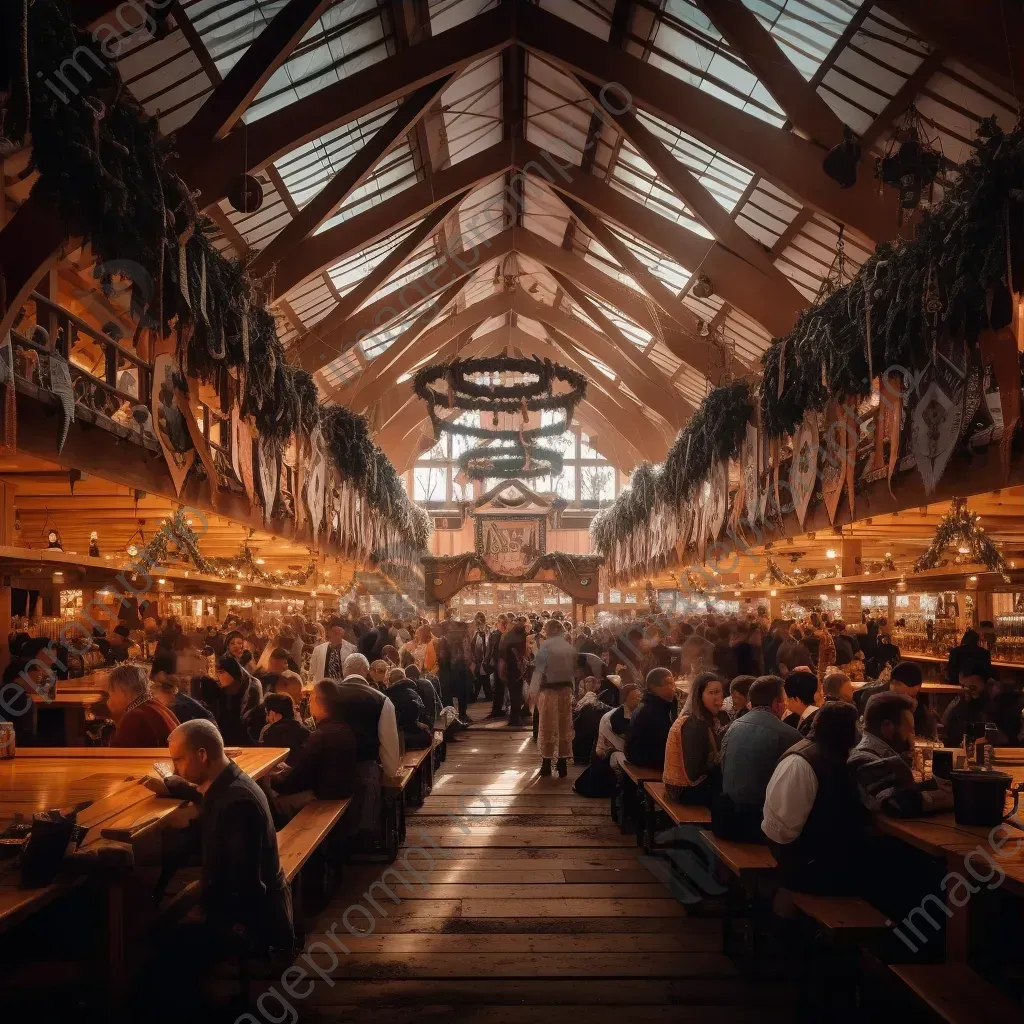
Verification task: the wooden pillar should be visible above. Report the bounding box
[840,539,862,578]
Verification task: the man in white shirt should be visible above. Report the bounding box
[761,701,867,894]
[309,617,356,682]
[530,619,578,778]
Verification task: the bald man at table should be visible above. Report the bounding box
[140,719,293,1018]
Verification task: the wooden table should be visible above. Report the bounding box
[28,692,108,745]
[877,762,1024,961]
[0,747,287,931]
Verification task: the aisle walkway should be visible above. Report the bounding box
[298,711,795,1022]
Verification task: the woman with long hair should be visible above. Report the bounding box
[663,671,728,805]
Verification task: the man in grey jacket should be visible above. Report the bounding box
[715,675,801,841]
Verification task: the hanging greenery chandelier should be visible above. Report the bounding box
[413,356,587,482]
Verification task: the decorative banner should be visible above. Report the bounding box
[882,371,904,495]
[476,517,545,576]
[0,332,16,452]
[304,426,327,545]
[152,352,195,497]
[821,401,847,526]
[789,415,819,530]
[177,378,219,510]
[742,422,759,525]
[47,351,75,455]
[707,460,729,543]
[256,436,279,526]
[231,407,256,507]
[674,502,692,562]
[844,398,859,520]
[979,325,1021,480]
[911,348,967,496]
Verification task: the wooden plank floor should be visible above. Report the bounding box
[288,706,796,1022]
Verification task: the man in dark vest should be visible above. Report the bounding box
[334,653,401,837]
[623,668,678,769]
[761,701,868,894]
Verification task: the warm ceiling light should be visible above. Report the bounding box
[834,584,843,591]
[158,578,166,585]
[820,593,828,601]
[969,575,978,582]
[885,551,892,558]
[825,548,837,559]
[957,545,971,555]
[235,584,242,591]
[255,557,266,565]
[770,589,777,597]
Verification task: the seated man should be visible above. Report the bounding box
[849,692,953,817]
[142,720,293,1017]
[943,661,1023,748]
[822,669,855,704]
[762,701,868,893]
[149,659,214,725]
[623,667,678,769]
[723,674,754,720]
[572,677,612,765]
[574,681,641,798]
[782,669,820,736]
[108,664,180,747]
[269,680,356,819]
[386,667,433,749]
[715,675,801,842]
[854,660,937,740]
[210,657,263,747]
[257,692,311,762]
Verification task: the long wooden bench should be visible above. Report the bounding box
[614,762,662,839]
[277,799,351,885]
[699,830,777,875]
[641,781,712,854]
[401,745,434,808]
[789,892,888,933]
[891,963,1020,1024]
[382,766,416,861]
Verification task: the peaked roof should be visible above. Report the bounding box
[6,0,1020,476]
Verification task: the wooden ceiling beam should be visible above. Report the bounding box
[528,141,800,339]
[345,291,516,408]
[275,139,515,306]
[587,84,797,293]
[517,2,893,242]
[547,273,689,429]
[315,190,467,343]
[252,79,453,282]
[511,287,690,428]
[693,0,845,147]
[882,0,1023,99]
[179,0,335,144]
[327,228,514,349]
[331,281,474,410]
[185,4,515,207]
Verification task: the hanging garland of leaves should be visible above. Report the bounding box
[659,381,753,504]
[415,355,587,482]
[456,442,564,481]
[139,509,317,586]
[913,497,1008,575]
[2,0,426,556]
[593,117,1024,574]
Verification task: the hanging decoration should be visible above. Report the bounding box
[979,325,1021,479]
[877,106,943,225]
[414,355,586,482]
[46,350,75,454]
[912,497,1007,575]
[136,509,317,587]
[151,353,195,498]
[822,125,862,189]
[3,0,427,560]
[910,341,969,496]
[789,415,819,530]
[0,332,16,453]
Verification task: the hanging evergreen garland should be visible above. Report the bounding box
[912,497,1007,575]
[415,355,587,482]
[2,0,427,556]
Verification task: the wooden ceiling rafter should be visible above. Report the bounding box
[692,0,846,148]
[251,78,452,282]
[516,2,893,243]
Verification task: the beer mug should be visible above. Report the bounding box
[0,721,15,759]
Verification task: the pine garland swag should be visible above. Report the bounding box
[3,0,426,556]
